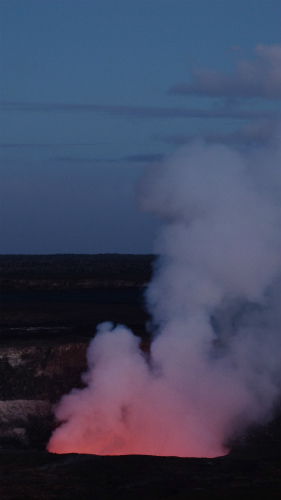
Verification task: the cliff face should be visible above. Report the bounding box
[0,254,155,290]
[0,340,88,447]
[0,255,152,448]
[0,341,88,400]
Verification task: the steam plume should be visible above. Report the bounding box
[48,127,281,457]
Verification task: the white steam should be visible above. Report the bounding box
[48,127,281,457]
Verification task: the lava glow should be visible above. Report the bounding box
[47,325,230,458]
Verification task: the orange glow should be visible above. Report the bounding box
[46,325,233,458]
[47,405,229,457]
[48,429,228,458]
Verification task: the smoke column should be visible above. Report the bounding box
[48,128,281,457]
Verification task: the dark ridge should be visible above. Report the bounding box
[0,254,156,280]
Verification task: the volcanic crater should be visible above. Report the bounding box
[1,254,280,499]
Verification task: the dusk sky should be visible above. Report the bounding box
[1,0,280,254]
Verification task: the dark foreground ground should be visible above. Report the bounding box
[1,450,281,500]
[0,255,281,499]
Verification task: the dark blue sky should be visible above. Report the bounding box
[1,0,280,254]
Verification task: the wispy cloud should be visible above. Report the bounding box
[54,156,100,163]
[0,142,106,148]
[48,151,166,167]
[1,101,279,120]
[168,45,281,100]
[155,120,281,148]
[123,153,164,163]
[54,153,164,165]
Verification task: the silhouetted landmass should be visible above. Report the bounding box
[0,254,155,288]
[0,254,155,341]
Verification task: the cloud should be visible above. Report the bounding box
[1,101,279,121]
[168,45,281,100]
[0,143,100,148]
[54,156,99,163]
[123,153,164,163]
[54,154,164,165]
[155,120,281,148]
